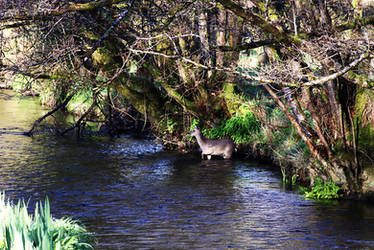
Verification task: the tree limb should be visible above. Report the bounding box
[0,0,127,22]
[129,48,372,89]
[264,84,342,183]
[59,100,97,136]
[151,1,197,32]
[215,0,301,46]
[299,52,370,87]
[335,15,374,32]
[213,39,276,52]
[24,89,76,136]
[129,48,287,85]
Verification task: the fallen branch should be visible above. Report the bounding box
[24,90,76,136]
[59,101,97,136]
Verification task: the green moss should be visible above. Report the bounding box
[114,2,129,8]
[355,89,374,116]
[92,47,113,66]
[80,30,99,41]
[10,74,32,92]
[222,82,240,115]
[358,126,374,150]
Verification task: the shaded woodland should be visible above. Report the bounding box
[1,0,374,197]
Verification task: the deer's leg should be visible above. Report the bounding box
[223,153,231,159]
[207,155,211,160]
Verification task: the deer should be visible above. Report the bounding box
[190,128,235,160]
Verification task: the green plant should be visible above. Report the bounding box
[204,112,260,143]
[67,87,94,113]
[0,193,95,249]
[281,167,286,183]
[190,118,199,131]
[301,178,341,200]
[280,168,298,186]
[291,174,298,186]
[185,119,200,141]
[166,118,177,134]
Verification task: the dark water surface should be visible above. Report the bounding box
[1,89,374,249]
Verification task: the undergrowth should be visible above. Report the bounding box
[202,112,260,143]
[300,178,341,200]
[199,107,310,168]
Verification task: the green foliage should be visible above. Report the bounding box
[0,193,95,249]
[67,87,94,111]
[280,168,298,186]
[301,178,341,200]
[166,118,177,134]
[292,174,298,186]
[10,74,32,93]
[159,115,178,136]
[203,112,260,143]
[190,118,199,130]
[251,107,310,167]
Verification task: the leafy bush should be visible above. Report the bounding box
[0,193,95,249]
[203,112,260,143]
[301,178,341,200]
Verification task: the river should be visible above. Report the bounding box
[1,89,374,249]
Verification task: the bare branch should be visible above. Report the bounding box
[213,39,276,52]
[25,89,77,136]
[0,0,127,22]
[215,0,301,46]
[335,15,374,32]
[129,48,371,88]
[60,100,97,136]
[300,52,370,87]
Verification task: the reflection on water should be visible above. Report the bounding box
[1,89,374,249]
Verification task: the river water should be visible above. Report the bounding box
[1,89,374,249]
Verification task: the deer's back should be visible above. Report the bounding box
[200,138,234,155]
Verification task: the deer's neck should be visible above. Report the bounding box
[195,133,207,146]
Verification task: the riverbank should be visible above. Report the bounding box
[2,86,373,200]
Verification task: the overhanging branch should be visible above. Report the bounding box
[129,49,371,88]
[215,0,301,46]
[129,48,287,85]
[335,15,374,32]
[0,0,127,22]
[300,52,370,87]
[213,39,276,52]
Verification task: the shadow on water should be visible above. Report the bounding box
[2,89,374,249]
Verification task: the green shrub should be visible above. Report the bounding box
[203,112,260,143]
[301,178,341,200]
[0,193,95,249]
